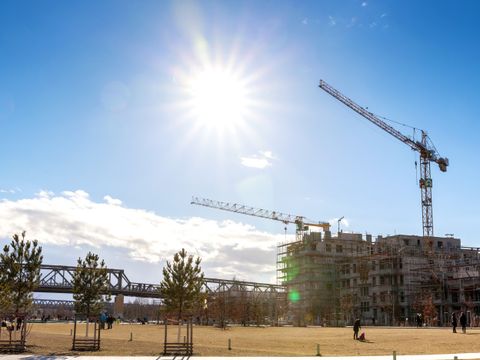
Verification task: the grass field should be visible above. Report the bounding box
[6,323,480,356]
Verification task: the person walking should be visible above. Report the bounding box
[460,311,467,333]
[416,313,422,328]
[353,318,361,340]
[451,312,457,333]
[107,315,114,329]
[100,312,107,330]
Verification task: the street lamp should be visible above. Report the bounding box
[337,216,344,234]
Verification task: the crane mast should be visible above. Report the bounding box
[191,196,331,239]
[318,80,448,237]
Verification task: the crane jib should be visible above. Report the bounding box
[318,79,449,237]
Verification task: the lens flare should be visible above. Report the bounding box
[288,290,300,302]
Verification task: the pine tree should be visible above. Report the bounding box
[0,231,43,314]
[0,277,12,314]
[160,248,204,322]
[73,252,110,335]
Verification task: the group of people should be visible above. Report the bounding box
[0,317,23,332]
[99,313,115,330]
[352,311,469,340]
[451,311,467,333]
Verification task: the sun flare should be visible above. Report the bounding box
[187,67,249,132]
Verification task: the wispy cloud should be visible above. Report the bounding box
[328,15,336,27]
[361,2,368,7]
[327,11,388,30]
[346,17,358,28]
[0,188,21,194]
[0,190,287,281]
[302,17,308,25]
[240,150,276,169]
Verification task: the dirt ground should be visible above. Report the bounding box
[6,323,480,356]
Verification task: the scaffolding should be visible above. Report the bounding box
[277,231,480,326]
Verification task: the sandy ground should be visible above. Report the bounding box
[3,323,480,356]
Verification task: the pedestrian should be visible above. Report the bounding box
[416,313,422,328]
[16,317,22,331]
[107,315,114,329]
[451,312,457,333]
[460,311,467,334]
[100,312,107,330]
[353,318,361,340]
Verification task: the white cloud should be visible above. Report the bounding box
[36,190,54,198]
[240,150,276,169]
[261,150,275,159]
[0,190,288,281]
[361,2,367,7]
[240,157,271,169]
[104,195,122,206]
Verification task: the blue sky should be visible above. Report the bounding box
[1,0,479,289]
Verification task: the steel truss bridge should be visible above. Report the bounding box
[37,264,284,299]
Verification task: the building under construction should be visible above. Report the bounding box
[277,231,480,327]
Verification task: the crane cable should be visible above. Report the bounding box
[372,112,419,132]
[371,112,431,182]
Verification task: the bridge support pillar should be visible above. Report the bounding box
[114,294,124,318]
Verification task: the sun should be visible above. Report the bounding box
[170,41,267,148]
[184,66,251,134]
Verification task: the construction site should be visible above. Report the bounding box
[192,80,480,328]
[29,80,477,331]
[277,230,480,327]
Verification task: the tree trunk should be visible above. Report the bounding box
[177,308,182,343]
[86,306,90,337]
[177,301,183,342]
[177,319,182,343]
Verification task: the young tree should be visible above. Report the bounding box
[73,252,110,336]
[0,231,43,314]
[0,280,12,314]
[160,248,204,340]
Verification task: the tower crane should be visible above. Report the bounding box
[318,79,449,237]
[190,196,330,241]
